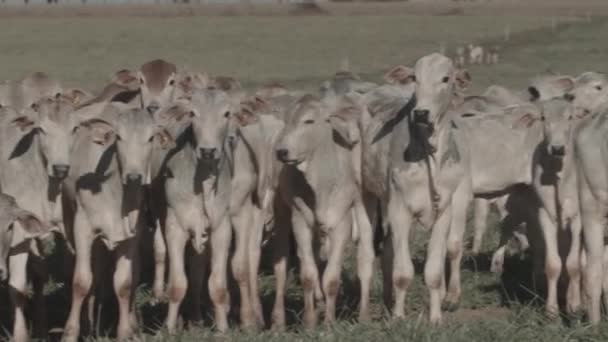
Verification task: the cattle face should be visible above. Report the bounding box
[83,106,172,186]
[540,98,575,158]
[566,72,608,118]
[32,96,78,179]
[411,53,470,131]
[527,75,574,102]
[276,94,360,167]
[189,89,238,162]
[138,59,178,115]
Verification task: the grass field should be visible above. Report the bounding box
[1,4,608,341]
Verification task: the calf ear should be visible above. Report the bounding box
[154,128,175,150]
[234,108,259,127]
[10,113,38,133]
[13,210,49,238]
[384,65,415,85]
[510,107,540,129]
[112,69,139,89]
[177,72,209,95]
[554,76,575,92]
[64,88,92,106]
[329,106,361,146]
[455,69,472,91]
[81,118,116,146]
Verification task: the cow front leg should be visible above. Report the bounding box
[425,205,452,326]
[165,211,189,334]
[63,213,94,342]
[292,212,319,329]
[209,218,232,333]
[114,238,138,341]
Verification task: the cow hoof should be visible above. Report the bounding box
[442,301,459,312]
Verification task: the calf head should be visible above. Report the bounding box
[539,98,576,158]
[565,72,608,118]
[188,89,241,162]
[0,194,48,281]
[276,94,361,167]
[527,75,574,102]
[411,53,471,131]
[136,59,179,115]
[81,105,173,186]
[32,95,79,179]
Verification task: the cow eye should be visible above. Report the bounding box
[148,135,155,143]
[7,223,14,232]
[139,78,144,84]
[115,134,122,141]
[169,79,175,86]
[72,126,79,134]
[410,75,417,82]
[442,76,450,83]
[224,111,231,118]
[304,119,315,124]
[540,116,546,121]
[596,85,603,91]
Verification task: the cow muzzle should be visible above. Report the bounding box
[413,109,430,124]
[125,173,143,186]
[549,145,566,157]
[198,147,219,161]
[52,164,70,180]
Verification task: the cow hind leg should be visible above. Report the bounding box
[29,249,48,340]
[9,252,29,342]
[445,188,471,310]
[355,200,374,322]
[248,206,266,328]
[153,222,167,302]
[472,199,490,255]
[271,199,291,330]
[209,219,232,333]
[187,247,207,325]
[566,217,583,314]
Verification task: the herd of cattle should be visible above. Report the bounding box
[0,53,607,340]
[452,43,500,67]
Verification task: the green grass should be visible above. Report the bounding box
[1,11,608,341]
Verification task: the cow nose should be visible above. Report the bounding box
[126,173,143,184]
[413,109,430,123]
[199,148,217,161]
[564,93,575,102]
[146,104,160,115]
[52,164,70,179]
[276,149,289,162]
[550,145,566,157]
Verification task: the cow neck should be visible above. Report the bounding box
[0,130,50,219]
[196,139,233,198]
[302,128,352,195]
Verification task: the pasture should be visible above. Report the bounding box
[1,3,608,341]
